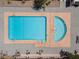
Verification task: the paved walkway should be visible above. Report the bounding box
[0,0,60,7]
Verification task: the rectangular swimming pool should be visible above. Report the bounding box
[8,16,47,43]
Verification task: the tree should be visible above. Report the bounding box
[74,50,78,55]
[22,0,26,4]
[33,0,51,11]
[7,0,11,4]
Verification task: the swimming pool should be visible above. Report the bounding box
[54,16,67,42]
[8,16,47,43]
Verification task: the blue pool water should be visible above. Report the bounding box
[8,16,47,43]
[54,16,67,42]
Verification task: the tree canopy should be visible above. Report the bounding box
[33,0,51,11]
